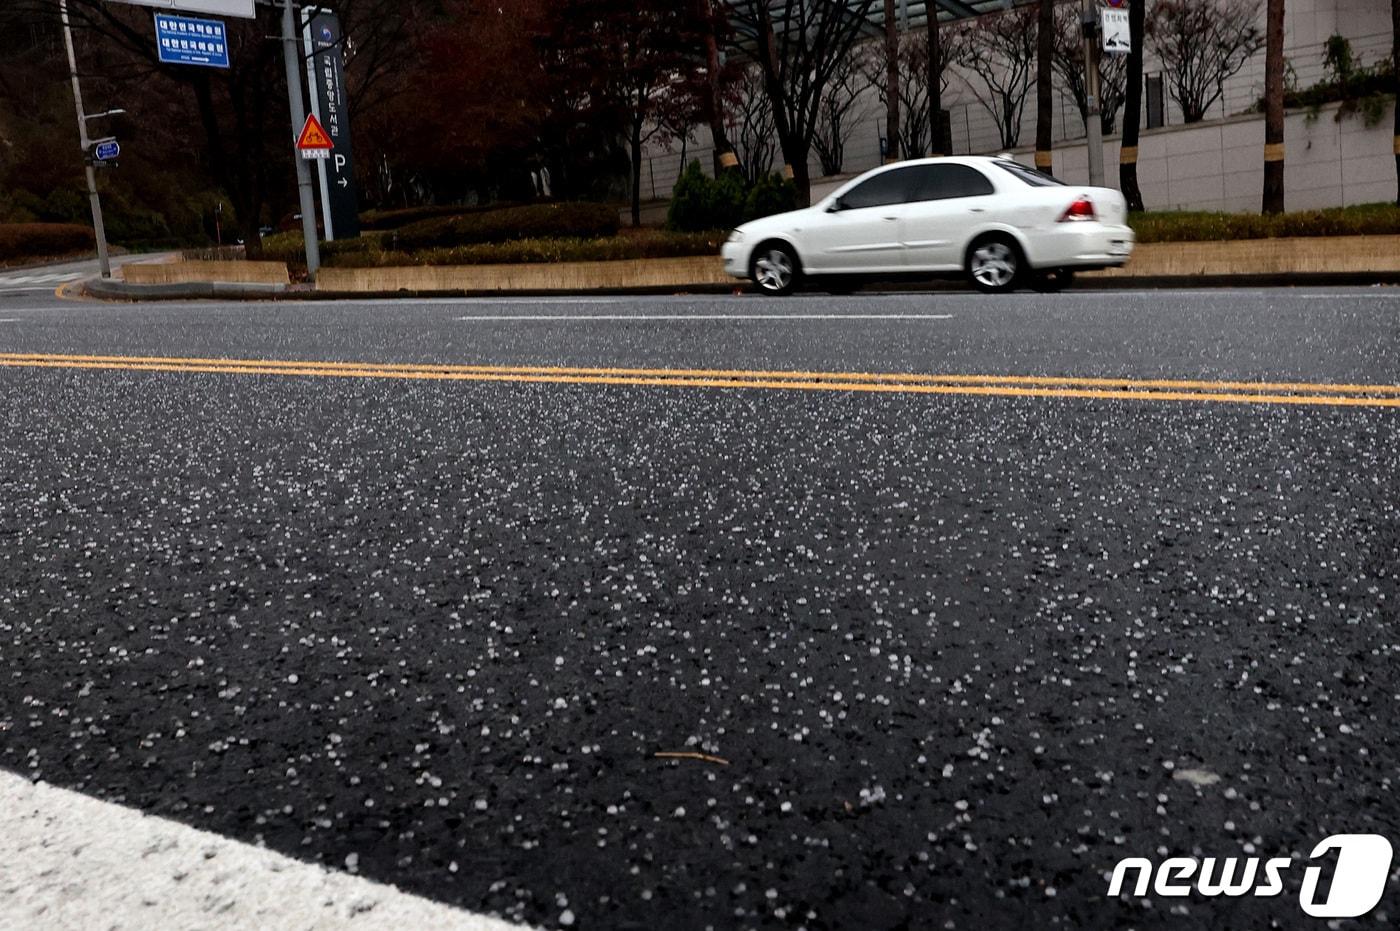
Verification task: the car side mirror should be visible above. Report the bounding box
[825,198,843,213]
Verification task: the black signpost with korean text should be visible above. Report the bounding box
[302,9,359,240]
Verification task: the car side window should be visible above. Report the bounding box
[910,164,997,201]
[839,167,920,210]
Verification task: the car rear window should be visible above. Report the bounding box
[995,161,1066,187]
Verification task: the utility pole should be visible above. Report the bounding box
[1082,0,1105,187]
[59,0,111,279]
[281,0,320,279]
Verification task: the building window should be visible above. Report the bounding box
[1146,74,1165,130]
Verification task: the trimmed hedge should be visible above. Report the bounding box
[265,229,723,271]
[393,202,619,250]
[0,223,94,263]
[1130,203,1400,243]
[359,202,523,232]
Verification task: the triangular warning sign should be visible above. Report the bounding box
[296,114,333,151]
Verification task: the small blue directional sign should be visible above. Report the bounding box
[93,141,121,162]
[154,12,230,69]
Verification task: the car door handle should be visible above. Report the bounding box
[883,216,898,221]
[969,207,986,213]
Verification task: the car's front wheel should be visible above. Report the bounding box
[966,236,1024,294]
[751,243,801,296]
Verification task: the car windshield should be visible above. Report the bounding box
[995,161,1066,187]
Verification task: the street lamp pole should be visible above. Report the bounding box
[59,0,112,279]
[281,0,321,279]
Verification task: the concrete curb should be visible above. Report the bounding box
[82,278,289,301]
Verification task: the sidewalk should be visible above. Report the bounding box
[79,235,1400,301]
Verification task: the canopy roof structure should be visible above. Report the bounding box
[747,0,1040,33]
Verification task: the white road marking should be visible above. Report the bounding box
[0,273,81,285]
[0,770,533,930]
[455,313,956,321]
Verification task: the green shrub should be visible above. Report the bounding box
[1131,203,1400,243]
[393,202,619,250]
[667,161,749,232]
[743,172,799,222]
[0,223,94,262]
[359,202,524,232]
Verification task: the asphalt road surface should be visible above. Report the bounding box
[1,282,1398,930]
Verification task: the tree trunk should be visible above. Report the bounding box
[927,8,944,155]
[884,0,900,161]
[1262,0,1285,214]
[1035,0,1054,175]
[1393,0,1399,205]
[1119,0,1145,211]
[630,117,643,228]
[754,7,810,205]
[701,0,738,175]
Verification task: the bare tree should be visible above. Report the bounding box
[698,0,740,174]
[1391,0,1397,205]
[1053,2,1128,135]
[883,0,900,160]
[960,6,1039,150]
[727,0,878,204]
[927,8,945,154]
[927,13,971,155]
[1120,0,1146,211]
[814,46,869,176]
[862,31,939,160]
[1147,0,1263,124]
[727,65,779,185]
[1262,0,1284,212]
[1035,0,1055,173]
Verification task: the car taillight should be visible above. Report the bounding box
[1059,196,1096,222]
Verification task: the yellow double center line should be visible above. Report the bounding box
[1,351,1398,408]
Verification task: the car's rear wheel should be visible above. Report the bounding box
[1031,267,1075,293]
[751,242,801,296]
[966,236,1024,294]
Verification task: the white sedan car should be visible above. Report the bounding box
[722,156,1135,295]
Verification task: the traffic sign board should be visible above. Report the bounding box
[296,114,333,159]
[1105,0,1126,8]
[1101,8,1131,54]
[154,13,230,69]
[93,141,121,162]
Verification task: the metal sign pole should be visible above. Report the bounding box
[60,0,112,279]
[281,0,320,278]
[1082,1,1105,187]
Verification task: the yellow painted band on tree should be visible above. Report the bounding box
[1034,151,1053,169]
[782,164,794,179]
[1264,142,1285,162]
[1119,146,1138,165]
[1393,136,1400,156]
[719,151,740,168]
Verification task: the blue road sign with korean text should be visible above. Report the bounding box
[94,141,121,162]
[154,13,230,69]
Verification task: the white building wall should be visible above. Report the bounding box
[1000,100,1395,212]
[639,0,1396,213]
